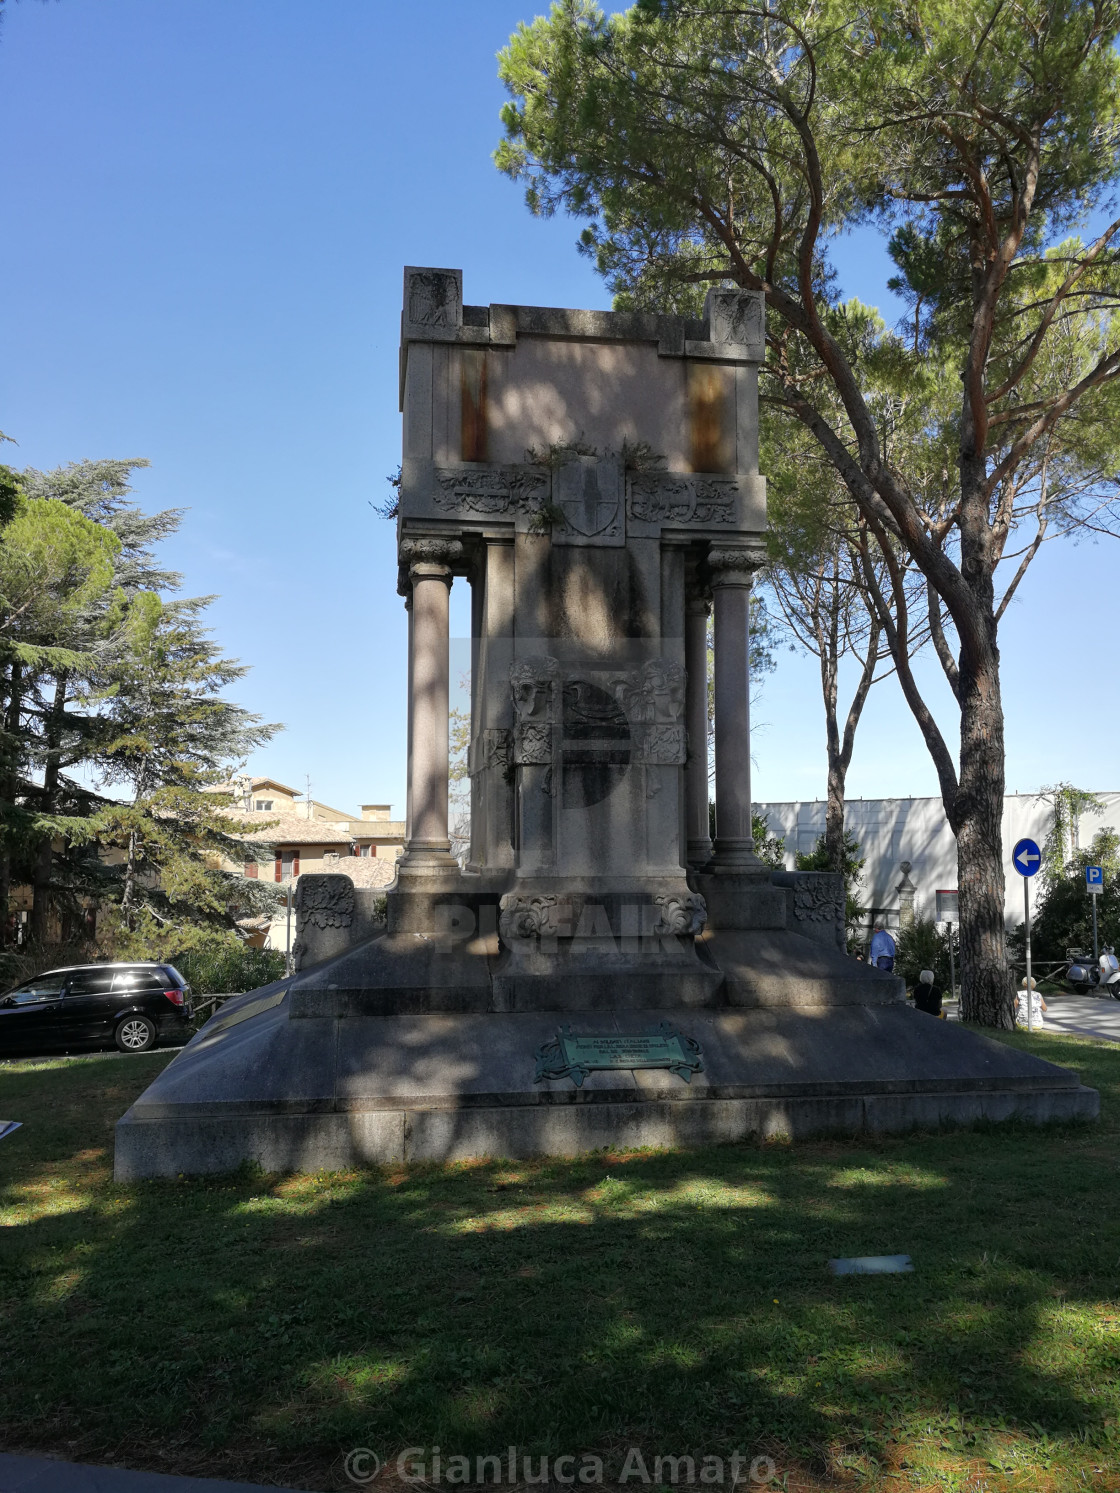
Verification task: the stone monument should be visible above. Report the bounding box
[115,270,1096,1178]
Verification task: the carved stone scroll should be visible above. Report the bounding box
[653,891,708,936]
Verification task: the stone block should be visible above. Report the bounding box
[692,871,788,930]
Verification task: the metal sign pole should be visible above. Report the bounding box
[1093,893,1099,967]
[285,881,293,976]
[1012,838,1042,1031]
[948,928,956,1005]
[1024,874,1034,1033]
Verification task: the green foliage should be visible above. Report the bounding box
[796,829,865,942]
[751,810,785,870]
[174,943,286,995]
[894,915,958,991]
[0,455,281,955]
[495,0,1120,1023]
[91,593,280,956]
[1040,782,1106,883]
[1029,824,1120,962]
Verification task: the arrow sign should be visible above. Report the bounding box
[1086,865,1104,894]
[1012,837,1042,877]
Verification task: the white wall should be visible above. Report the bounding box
[755,792,1120,926]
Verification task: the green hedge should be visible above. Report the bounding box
[173,945,286,994]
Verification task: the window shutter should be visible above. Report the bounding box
[293,853,300,877]
[245,861,258,880]
[274,855,282,883]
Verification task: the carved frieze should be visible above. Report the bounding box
[433,467,549,516]
[628,474,738,527]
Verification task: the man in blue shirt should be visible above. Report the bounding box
[870,924,896,972]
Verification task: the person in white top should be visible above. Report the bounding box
[1015,977,1047,1029]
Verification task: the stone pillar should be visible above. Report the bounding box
[399,537,462,872]
[709,543,765,870]
[684,591,713,868]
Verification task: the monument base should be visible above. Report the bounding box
[114,870,1098,1179]
[115,985,1098,1180]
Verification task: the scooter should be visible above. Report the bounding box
[1066,946,1120,997]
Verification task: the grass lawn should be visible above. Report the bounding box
[1,1034,1119,1493]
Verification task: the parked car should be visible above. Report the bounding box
[0,963,193,1055]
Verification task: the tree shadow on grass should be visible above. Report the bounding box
[0,1036,1119,1491]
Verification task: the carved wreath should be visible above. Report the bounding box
[791,875,843,925]
[293,874,355,930]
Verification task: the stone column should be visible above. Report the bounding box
[684,591,713,868]
[399,537,462,872]
[709,543,766,870]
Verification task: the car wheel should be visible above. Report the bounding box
[115,1015,156,1053]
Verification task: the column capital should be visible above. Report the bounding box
[707,541,766,587]
[685,590,711,616]
[400,536,463,583]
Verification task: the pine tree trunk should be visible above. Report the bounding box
[30,673,67,945]
[0,661,22,951]
[825,754,846,872]
[122,829,138,931]
[954,649,1015,1026]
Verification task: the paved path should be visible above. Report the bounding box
[947,993,1120,1043]
[0,1454,308,1493]
[1030,992,1120,1043]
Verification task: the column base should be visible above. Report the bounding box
[710,837,767,873]
[396,839,460,879]
[686,837,714,870]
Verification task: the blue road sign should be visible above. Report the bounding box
[1087,864,1104,893]
[1012,837,1042,877]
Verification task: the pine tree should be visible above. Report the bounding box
[92,592,281,957]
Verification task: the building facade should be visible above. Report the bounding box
[755,791,1120,929]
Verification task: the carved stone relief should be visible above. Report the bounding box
[628,474,738,526]
[551,455,624,546]
[704,287,765,355]
[498,894,568,945]
[433,467,549,516]
[294,873,356,930]
[653,891,708,936]
[404,268,461,333]
[790,874,844,927]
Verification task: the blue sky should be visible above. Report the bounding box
[2,0,1116,819]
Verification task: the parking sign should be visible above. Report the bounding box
[1086,865,1104,895]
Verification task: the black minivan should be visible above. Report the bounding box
[0,963,193,1055]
